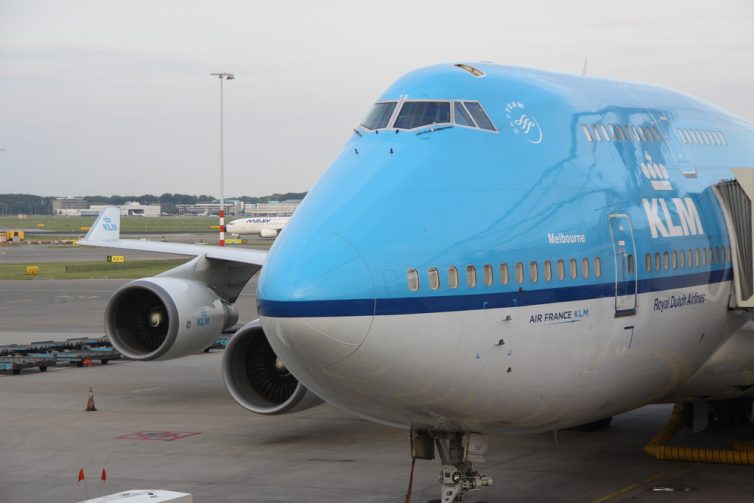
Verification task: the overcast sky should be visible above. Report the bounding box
[1,0,753,198]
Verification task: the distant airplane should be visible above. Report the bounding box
[79,62,754,502]
[225,216,289,238]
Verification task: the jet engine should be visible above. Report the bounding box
[105,277,238,361]
[222,320,323,415]
[260,229,278,238]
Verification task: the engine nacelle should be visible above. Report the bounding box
[222,320,323,415]
[260,228,278,238]
[105,277,238,361]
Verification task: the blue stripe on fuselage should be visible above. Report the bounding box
[257,268,732,318]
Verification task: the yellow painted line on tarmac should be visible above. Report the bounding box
[590,466,686,503]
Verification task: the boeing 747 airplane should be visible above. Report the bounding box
[79,62,754,502]
[225,216,289,237]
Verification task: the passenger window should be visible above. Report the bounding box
[655,252,661,271]
[463,102,496,131]
[625,125,635,141]
[694,130,704,144]
[663,251,669,270]
[633,126,645,142]
[678,130,688,144]
[581,125,593,142]
[557,259,565,280]
[394,101,450,129]
[679,248,685,269]
[645,252,651,272]
[428,267,440,290]
[627,254,634,274]
[483,264,493,286]
[582,258,589,279]
[454,102,476,127]
[615,125,626,141]
[515,262,524,284]
[652,127,662,142]
[466,265,477,288]
[361,102,397,130]
[687,249,693,267]
[592,125,602,142]
[701,248,707,266]
[600,125,610,141]
[695,248,701,266]
[721,246,727,263]
[500,263,509,285]
[530,261,538,283]
[448,267,459,288]
[639,126,654,142]
[607,125,618,141]
[544,260,552,281]
[569,258,577,279]
[710,247,715,264]
[672,250,678,269]
[594,256,602,277]
[407,269,420,291]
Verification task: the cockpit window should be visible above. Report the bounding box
[358,99,496,133]
[463,102,495,131]
[393,101,450,130]
[361,102,397,130]
[453,102,475,127]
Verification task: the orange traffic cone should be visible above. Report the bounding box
[86,385,97,411]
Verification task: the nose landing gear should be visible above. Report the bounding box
[410,428,492,503]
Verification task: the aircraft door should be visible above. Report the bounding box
[609,214,637,315]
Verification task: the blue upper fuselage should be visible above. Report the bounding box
[257,63,754,317]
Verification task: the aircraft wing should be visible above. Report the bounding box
[77,206,267,266]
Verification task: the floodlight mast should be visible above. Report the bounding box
[210,72,235,246]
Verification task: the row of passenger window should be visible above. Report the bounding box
[677,128,727,146]
[407,257,603,292]
[360,100,497,132]
[644,245,730,272]
[407,245,732,291]
[581,124,662,144]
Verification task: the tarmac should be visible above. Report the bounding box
[1,247,754,502]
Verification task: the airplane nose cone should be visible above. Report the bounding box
[257,231,375,367]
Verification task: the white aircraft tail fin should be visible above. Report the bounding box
[81,206,121,243]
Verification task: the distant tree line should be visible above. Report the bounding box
[0,192,308,215]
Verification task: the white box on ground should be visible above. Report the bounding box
[80,490,193,503]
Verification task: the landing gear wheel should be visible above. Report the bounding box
[435,432,492,502]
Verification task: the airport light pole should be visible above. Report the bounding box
[210,72,235,246]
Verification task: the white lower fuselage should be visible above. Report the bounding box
[263,278,753,434]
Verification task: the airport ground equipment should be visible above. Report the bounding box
[0,337,121,373]
[30,348,121,366]
[645,402,754,464]
[0,355,57,375]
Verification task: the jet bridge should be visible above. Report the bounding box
[714,170,754,308]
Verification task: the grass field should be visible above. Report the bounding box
[0,259,190,280]
[0,215,219,234]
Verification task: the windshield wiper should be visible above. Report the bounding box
[416,124,454,136]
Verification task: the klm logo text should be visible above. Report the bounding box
[642,197,704,238]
